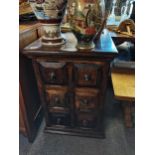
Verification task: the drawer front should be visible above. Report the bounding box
[76,112,97,129]
[75,88,99,112]
[74,63,101,87]
[39,61,68,85]
[49,112,71,126]
[45,87,70,111]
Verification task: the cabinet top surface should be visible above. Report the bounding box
[23,29,118,59]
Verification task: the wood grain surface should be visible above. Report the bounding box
[111,72,135,101]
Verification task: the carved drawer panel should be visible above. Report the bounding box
[49,112,71,126]
[75,88,99,112]
[74,63,102,87]
[45,87,70,111]
[76,112,97,129]
[39,61,68,85]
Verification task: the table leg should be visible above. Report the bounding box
[123,102,133,128]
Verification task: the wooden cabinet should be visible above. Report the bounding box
[19,84,27,136]
[19,55,43,142]
[19,23,43,142]
[22,30,118,138]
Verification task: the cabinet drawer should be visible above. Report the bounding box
[39,61,68,85]
[74,63,101,87]
[45,87,70,111]
[49,112,71,126]
[76,112,97,129]
[75,88,99,112]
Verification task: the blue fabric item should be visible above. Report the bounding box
[116,41,134,61]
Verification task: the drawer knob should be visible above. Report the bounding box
[54,97,60,104]
[80,99,89,106]
[50,97,61,107]
[57,118,61,125]
[50,72,56,80]
[84,74,91,81]
[82,120,88,127]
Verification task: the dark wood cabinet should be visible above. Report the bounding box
[19,23,43,142]
[22,30,118,138]
[19,54,43,142]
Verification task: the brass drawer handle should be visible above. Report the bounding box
[84,74,91,81]
[81,99,89,104]
[50,72,56,80]
[80,99,89,107]
[50,97,60,107]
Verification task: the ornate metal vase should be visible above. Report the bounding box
[70,0,112,50]
[29,0,68,47]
